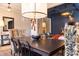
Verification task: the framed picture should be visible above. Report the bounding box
[3,16,14,31]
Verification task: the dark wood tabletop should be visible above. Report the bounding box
[15,37,64,56]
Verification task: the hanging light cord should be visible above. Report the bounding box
[34,3,36,19]
[8,3,10,8]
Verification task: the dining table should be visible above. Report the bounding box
[14,36,65,56]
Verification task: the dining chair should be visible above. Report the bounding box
[10,38,22,56]
[22,41,41,56]
[10,39,41,56]
[17,39,23,56]
[21,41,31,56]
[10,38,18,56]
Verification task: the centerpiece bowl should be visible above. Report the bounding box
[32,35,40,41]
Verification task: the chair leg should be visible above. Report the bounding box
[29,51,30,56]
[14,53,15,56]
[19,52,22,56]
[10,50,16,56]
[11,50,12,55]
[20,50,23,56]
[19,49,22,56]
[18,51,20,56]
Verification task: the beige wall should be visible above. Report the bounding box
[0,6,51,36]
[30,18,51,36]
[0,6,31,36]
[0,7,21,29]
[38,18,51,34]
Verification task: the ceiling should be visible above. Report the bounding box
[47,3,62,8]
[0,3,62,13]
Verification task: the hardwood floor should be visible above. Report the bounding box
[0,45,11,56]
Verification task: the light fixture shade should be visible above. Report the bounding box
[61,12,71,16]
[42,22,46,28]
[22,3,47,19]
[8,8,11,11]
[0,19,4,27]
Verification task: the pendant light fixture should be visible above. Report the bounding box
[7,3,11,11]
[22,3,47,19]
[61,11,75,24]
